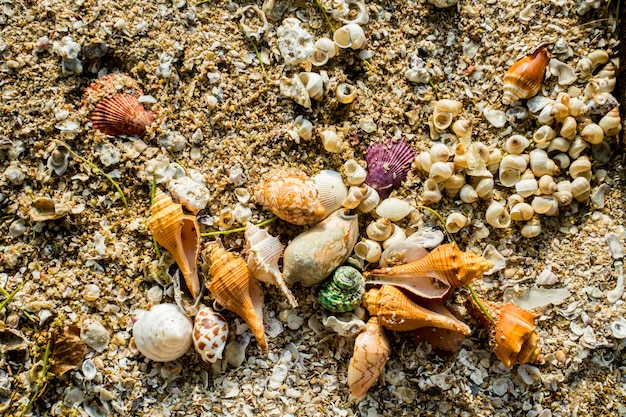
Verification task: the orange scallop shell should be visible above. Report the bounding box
[492,303,541,368]
[90,94,154,136]
[254,168,326,225]
[365,243,493,299]
[348,316,390,399]
[148,190,201,298]
[502,46,549,105]
[363,285,470,334]
[207,244,267,352]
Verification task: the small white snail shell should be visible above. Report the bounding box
[295,115,313,141]
[546,137,570,154]
[445,212,468,234]
[310,37,338,66]
[569,156,592,180]
[336,83,358,104]
[499,167,522,188]
[485,200,511,229]
[521,217,542,238]
[473,177,494,200]
[452,119,472,138]
[422,177,443,205]
[234,187,251,204]
[529,149,559,177]
[429,161,455,183]
[342,185,368,209]
[504,135,530,155]
[510,202,534,221]
[567,137,588,160]
[531,195,559,216]
[552,153,570,170]
[537,104,554,125]
[354,239,382,263]
[320,130,341,153]
[533,125,556,147]
[515,170,539,198]
[434,99,462,117]
[498,154,528,187]
[415,151,433,173]
[559,116,577,140]
[430,143,451,162]
[344,159,367,185]
[459,184,479,203]
[432,111,453,131]
[375,198,413,222]
[598,107,621,136]
[554,180,574,206]
[549,102,569,122]
[538,175,557,195]
[366,217,393,241]
[333,23,367,50]
[571,176,591,202]
[580,123,604,145]
[382,224,407,249]
[193,306,229,364]
[357,186,380,213]
[507,193,524,207]
[568,97,585,117]
[444,173,465,197]
[133,304,193,362]
[298,72,324,101]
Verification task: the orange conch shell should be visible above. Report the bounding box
[363,285,470,334]
[492,303,541,368]
[91,94,155,136]
[413,301,468,355]
[348,316,390,399]
[148,190,201,298]
[502,46,549,105]
[365,243,493,299]
[254,168,326,225]
[206,244,267,352]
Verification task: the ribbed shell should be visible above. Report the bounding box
[192,306,229,364]
[363,285,470,334]
[207,244,267,352]
[133,304,193,362]
[493,304,541,368]
[91,94,155,136]
[148,190,201,298]
[318,266,365,313]
[502,47,549,105]
[364,137,416,199]
[365,243,492,299]
[254,168,326,225]
[348,316,390,399]
[244,222,297,308]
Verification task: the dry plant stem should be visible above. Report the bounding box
[201,216,278,237]
[150,175,170,286]
[237,23,268,82]
[358,55,381,75]
[314,0,335,32]
[19,339,52,417]
[53,140,129,213]
[414,205,494,323]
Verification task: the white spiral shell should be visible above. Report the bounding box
[375,198,413,222]
[334,23,366,50]
[336,83,358,104]
[485,200,511,229]
[193,306,229,364]
[133,304,193,362]
[344,159,367,185]
[299,72,324,101]
[445,212,468,234]
[559,116,577,140]
[354,239,382,263]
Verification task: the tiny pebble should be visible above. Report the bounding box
[83,284,101,301]
[82,359,97,380]
[80,318,110,352]
[146,285,163,303]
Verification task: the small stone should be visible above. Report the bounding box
[80,319,110,352]
[83,284,101,302]
[536,267,559,286]
[605,232,625,259]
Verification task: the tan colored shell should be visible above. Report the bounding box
[363,285,470,334]
[254,168,326,225]
[365,243,493,299]
[348,316,390,399]
[502,47,549,105]
[29,197,72,222]
[207,244,267,352]
[492,304,541,368]
[148,190,201,298]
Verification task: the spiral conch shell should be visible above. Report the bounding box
[254,168,326,225]
[133,303,193,362]
[207,243,267,352]
[244,222,298,308]
[365,243,493,299]
[348,316,390,399]
[502,46,549,105]
[193,306,228,364]
[283,208,359,287]
[363,285,470,334]
[148,190,201,298]
[492,304,541,368]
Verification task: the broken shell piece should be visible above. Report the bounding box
[298,72,324,101]
[148,190,201,298]
[334,23,366,50]
[237,5,269,40]
[379,241,428,268]
[244,222,297,308]
[492,303,542,368]
[133,303,193,362]
[193,306,228,364]
[207,243,267,352]
[348,316,390,399]
[502,46,549,105]
[29,197,72,222]
[548,58,576,85]
[277,18,314,66]
[338,0,369,25]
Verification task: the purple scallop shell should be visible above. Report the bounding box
[364,137,416,199]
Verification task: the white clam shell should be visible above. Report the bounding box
[379,241,428,267]
[133,304,193,362]
[193,306,229,364]
[375,198,413,222]
[485,200,511,229]
[314,169,349,214]
[344,159,367,185]
[333,23,366,50]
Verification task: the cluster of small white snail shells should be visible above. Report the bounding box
[430,99,463,132]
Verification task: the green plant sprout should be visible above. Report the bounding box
[19,338,52,417]
[53,140,129,213]
[313,0,335,32]
[0,281,26,312]
[201,216,278,237]
[428,78,441,101]
[237,23,268,82]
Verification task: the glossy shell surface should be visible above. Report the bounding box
[192,306,229,364]
[133,303,193,362]
[90,94,154,136]
[493,303,541,368]
[364,137,416,199]
[318,266,365,313]
[502,47,549,105]
[348,316,390,399]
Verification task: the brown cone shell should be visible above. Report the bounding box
[90,94,155,136]
[348,316,390,399]
[148,190,201,298]
[493,303,541,368]
[502,46,549,105]
[363,285,470,334]
[207,244,267,352]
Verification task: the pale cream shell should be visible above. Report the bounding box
[299,72,324,101]
[382,224,407,250]
[133,303,193,362]
[333,23,366,50]
[375,198,413,222]
[314,169,349,214]
[336,83,358,104]
[485,200,511,229]
[354,239,382,263]
[357,186,380,213]
[445,212,468,234]
[366,217,393,241]
[344,159,367,185]
[521,217,542,238]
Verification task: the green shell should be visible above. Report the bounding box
[318,266,365,313]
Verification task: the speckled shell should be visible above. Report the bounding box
[364,137,416,199]
[363,285,470,334]
[207,244,267,352]
[318,266,365,313]
[348,316,390,399]
[133,303,193,362]
[365,243,492,299]
[244,222,297,308]
[254,168,326,225]
[283,208,359,287]
[148,190,201,298]
[91,94,155,136]
[502,47,549,105]
[192,306,228,364]
[492,304,541,368]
